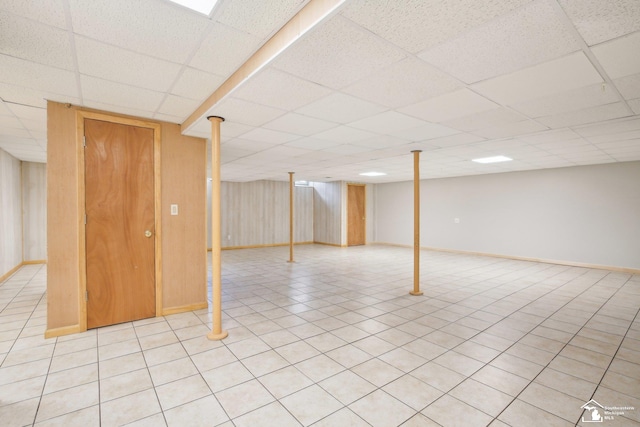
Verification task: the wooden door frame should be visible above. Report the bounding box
[346,183,366,246]
[76,110,162,331]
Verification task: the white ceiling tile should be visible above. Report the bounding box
[263,113,337,136]
[313,125,378,144]
[0,100,12,116]
[394,123,460,142]
[511,83,620,118]
[398,88,499,123]
[630,98,640,114]
[419,0,581,83]
[322,144,373,155]
[285,137,342,150]
[0,82,80,108]
[537,102,632,128]
[220,122,253,139]
[296,93,386,124]
[351,135,413,149]
[558,0,640,45]
[0,126,31,138]
[152,113,182,124]
[0,116,23,129]
[241,127,300,144]
[426,132,486,147]
[208,97,286,127]
[75,37,182,92]
[613,73,640,100]
[472,52,603,105]
[0,10,74,70]
[171,67,225,101]
[473,119,548,139]
[341,0,531,54]
[189,22,261,77]
[343,56,462,108]
[223,138,274,152]
[592,31,640,79]
[156,95,200,119]
[587,129,640,144]
[0,0,67,28]
[443,107,527,132]
[349,111,428,135]
[216,0,305,39]
[518,128,582,144]
[5,104,46,121]
[68,0,210,62]
[0,54,78,97]
[232,68,332,111]
[81,75,163,112]
[573,117,640,137]
[273,16,405,89]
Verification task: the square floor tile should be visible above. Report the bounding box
[215,379,275,418]
[233,401,301,427]
[383,374,443,410]
[280,384,343,426]
[258,366,314,399]
[163,395,229,427]
[318,370,376,405]
[349,389,415,427]
[410,362,466,393]
[100,388,161,427]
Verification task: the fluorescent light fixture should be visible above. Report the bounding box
[359,172,387,177]
[167,0,218,15]
[472,155,512,164]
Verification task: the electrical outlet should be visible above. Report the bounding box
[171,204,178,215]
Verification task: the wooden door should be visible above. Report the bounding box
[347,184,365,246]
[84,119,156,329]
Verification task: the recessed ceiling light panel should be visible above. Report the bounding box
[359,172,387,177]
[167,0,218,16]
[472,155,513,164]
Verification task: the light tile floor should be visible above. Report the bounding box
[1,244,639,426]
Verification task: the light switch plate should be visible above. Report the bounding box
[171,204,178,215]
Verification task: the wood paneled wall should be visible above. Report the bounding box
[22,162,46,261]
[46,101,207,336]
[161,123,207,313]
[0,148,22,279]
[215,180,313,248]
[312,181,343,246]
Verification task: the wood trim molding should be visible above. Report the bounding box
[219,241,314,251]
[44,324,82,339]
[76,110,163,332]
[371,242,640,275]
[0,263,22,283]
[314,241,347,248]
[162,302,208,316]
[22,260,46,265]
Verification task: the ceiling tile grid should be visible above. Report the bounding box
[418,0,582,84]
[1,0,639,182]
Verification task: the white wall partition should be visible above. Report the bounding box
[22,162,47,261]
[375,161,640,270]
[0,148,22,277]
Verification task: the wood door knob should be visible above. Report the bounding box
[145,230,152,238]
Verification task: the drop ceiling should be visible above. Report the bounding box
[1,0,639,183]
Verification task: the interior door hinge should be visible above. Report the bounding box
[85,290,88,301]
[84,214,87,225]
[83,136,86,147]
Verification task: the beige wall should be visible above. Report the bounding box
[22,162,47,262]
[212,180,313,248]
[46,101,207,336]
[0,147,22,279]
